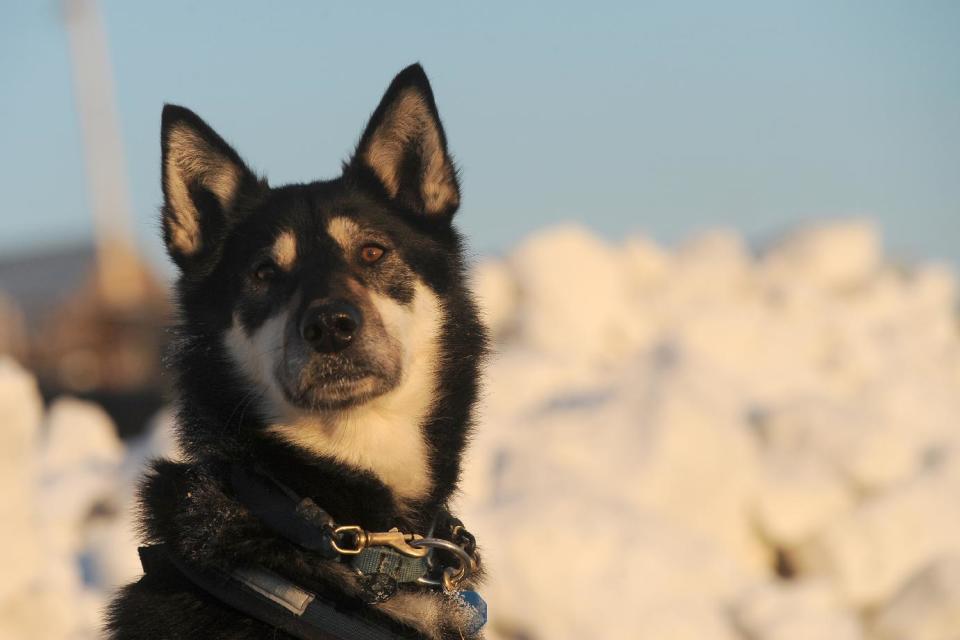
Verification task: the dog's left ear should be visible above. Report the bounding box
[348,64,460,219]
[161,104,261,272]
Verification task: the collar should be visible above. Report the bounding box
[139,464,487,639]
[228,464,481,601]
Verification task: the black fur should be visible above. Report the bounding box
[107,64,488,640]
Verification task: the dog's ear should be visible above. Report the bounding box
[348,64,460,220]
[161,104,261,271]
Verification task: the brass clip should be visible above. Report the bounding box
[331,526,429,558]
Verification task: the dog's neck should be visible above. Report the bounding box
[245,429,438,532]
[262,359,439,509]
[174,391,448,532]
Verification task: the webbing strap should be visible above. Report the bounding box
[139,545,417,640]
[352,547,429,584]
[230,464,338,558]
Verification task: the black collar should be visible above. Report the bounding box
[228,463,479,596]
[230,463,340,558]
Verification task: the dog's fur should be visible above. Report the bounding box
[106,64,488,640]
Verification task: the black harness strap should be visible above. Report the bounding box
[230,464,339,558]
[139,545,417,640]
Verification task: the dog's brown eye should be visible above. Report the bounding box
[252,259,279,282]
[359,244,386,264]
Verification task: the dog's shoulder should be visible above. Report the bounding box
[137,458,316,577]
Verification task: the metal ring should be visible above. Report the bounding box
[441,566,458,593]
[409,537,475,590]
[330,525,365,555]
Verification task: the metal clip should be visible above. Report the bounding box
[331,526,429,558]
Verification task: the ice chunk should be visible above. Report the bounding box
[870,554,960,640]
[734,579,863,640]
[762,219,881,290]
[798,465,960,607]
[0,358,44,603]
[471,259,517,341]
[509,224,640,361]
[754,453,853,547]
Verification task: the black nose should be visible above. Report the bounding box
[300,301,362,353]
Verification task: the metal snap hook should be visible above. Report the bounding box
[331,526,430,558]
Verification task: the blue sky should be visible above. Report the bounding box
[2,1,958,267]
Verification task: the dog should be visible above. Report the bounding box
[106,64,489,640]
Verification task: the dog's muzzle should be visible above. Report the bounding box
[299,300,362,353]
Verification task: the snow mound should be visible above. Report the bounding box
[0,364,178,640]
[462,220,960,639]
[4,219,960,639]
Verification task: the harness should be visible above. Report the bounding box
[139,464,486,639]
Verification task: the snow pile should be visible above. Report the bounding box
[2,219,960,639]
[0,359,177,639]
[459,220,960,639]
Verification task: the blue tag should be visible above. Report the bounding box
[455,590,487,636]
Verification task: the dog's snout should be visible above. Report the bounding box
[300,301,362,353]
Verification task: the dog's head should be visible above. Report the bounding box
[162,65,484,503]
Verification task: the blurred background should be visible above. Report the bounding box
[1,1,959,638]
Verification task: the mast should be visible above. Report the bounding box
[63,0,144,309]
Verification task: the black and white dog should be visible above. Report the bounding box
[107,64,489,640]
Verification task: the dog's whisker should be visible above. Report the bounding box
[235,390,264,430]
[222,389,258,434]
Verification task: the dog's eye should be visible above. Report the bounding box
[359,244,386,264]
[251,259,280,282]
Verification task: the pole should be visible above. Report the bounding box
[63,0,144,310]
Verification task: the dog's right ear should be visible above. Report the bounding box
[347,64,460,221]
[161,105,261,272]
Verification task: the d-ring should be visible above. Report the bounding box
[409,537,475,590]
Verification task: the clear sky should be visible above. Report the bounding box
[2,1,959,267]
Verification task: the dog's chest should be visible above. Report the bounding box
[270,406,431,502]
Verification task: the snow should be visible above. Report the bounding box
[0,363,178,640]
[462,220,960,638]
[870,554,960,640]
[733,579,864,640]
[3,219,960,639]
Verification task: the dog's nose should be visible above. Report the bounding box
[300,301,362,353]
